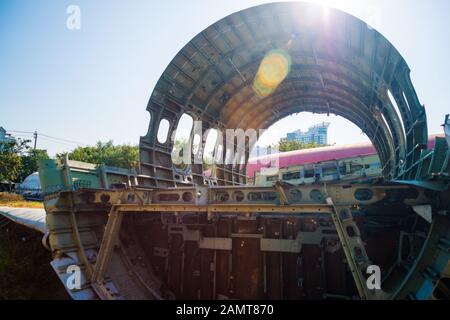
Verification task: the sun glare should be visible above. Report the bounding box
[252,49,292,98]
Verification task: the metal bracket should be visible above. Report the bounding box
[413,205,432,223]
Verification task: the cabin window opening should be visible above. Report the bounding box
[282,171,300,180]
[304,169,315,179]
[157,119,170,144]
[350,164,364,173]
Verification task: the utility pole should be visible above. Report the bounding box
[33,131,37,150]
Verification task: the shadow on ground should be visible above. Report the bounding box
[0,222,69,300]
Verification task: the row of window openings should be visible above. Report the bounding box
[154,89,408,148]
[266,163,374,182]
[156,114,202,154]
[155,113,247,166]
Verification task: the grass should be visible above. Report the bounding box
[0,192,43,208]
[0,222,69,299]
[0,193,66,299]
[0,193,69,299]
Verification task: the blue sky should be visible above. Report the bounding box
[1,0,449,155]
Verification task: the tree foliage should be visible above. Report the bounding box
[0,139,49,183]
[63,141,139,170]
[17,149,49,182]
[275,139,322,152]
[0,151,22,183]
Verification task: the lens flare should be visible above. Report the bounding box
[253,49,292,98]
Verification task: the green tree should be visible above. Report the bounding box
[62,141,139,170]
[17,149,50,182]
[274,139,322,152]
[0,150,22,182]
[171,137,189,170]
[0,139,48,183]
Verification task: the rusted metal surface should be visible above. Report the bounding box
[39,179,449,300]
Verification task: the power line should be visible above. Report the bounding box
[7,130,87,147]
[8,133,34,140]
[39,133,86,146]
[38,136,81,147]
[7,133,79,148]
[11,133,33,138]
[7,130,34,134]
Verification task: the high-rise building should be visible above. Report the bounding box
[0,127,16,151]
[286,122,330,145]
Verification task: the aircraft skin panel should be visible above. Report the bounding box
[0,206,46,234]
